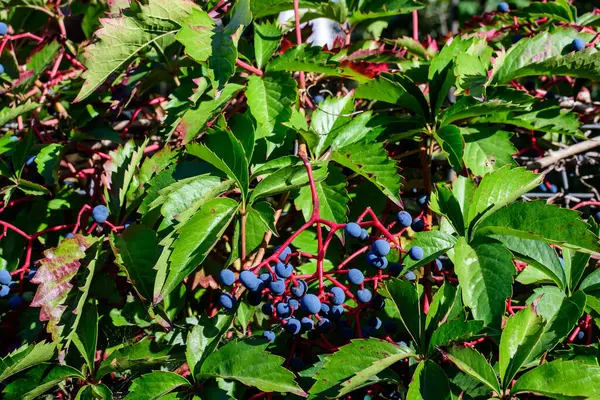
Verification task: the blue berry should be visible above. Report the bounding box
[262,303,274,315]
[549,184,558,194]
[276,302,292,318]
[301,294,321,314]
[219,269,235,286]
[545,91,556,100]
[366,251,388,269]
[25,155,36,166]
[275,261,293,279]
[538,183,548,192]
[512,34,523,43]
[259,273,272,283]
[405,271,417,281]
[240,270,259,291]
[317,318,333,332]
[572,38,586,52]
[356,289,372,303]
[0,270,11,285]
[372,240,391,256]
[330,287,345,305]
[497,2,509,12]
[0,23,8,35]
[397,340,408,346]
[362,326,375,338]
[389,262,403,277]
[275,245,292,262]
[364,395,373,400]
[384,321,398,334]
[290,280,307,298]
[286,318,302,334]
[65,233,75,239]
[435,259,443,271]
[577,331,585,340]
[301,317,314,331]
[342,326,354,338]
[347,269,364,285]
[290,357,304,370]
[27,269,37,281]
[124,221,132,228]
[0,64,3,75]
[219,293,236,310]
[0,285,9,298]
[263,330,276,342]
[416,194,429,207]
[92,205,109,223]
[408,246,424,261]
[288,298,299,310]
[371,295,385,310]
[369,317,382,330]
[314,95,325,104]
[8,295,23,309]
[330,304,344,319]
[269,279,286,295]
[345,222,362,238]
[247,290,263,306]
[595,211,600,222]
[359,229,369,240]
[396,211,412,228]
[320,303,330,314]
[411,218,425,232]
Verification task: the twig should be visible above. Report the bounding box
[526,137,600,170]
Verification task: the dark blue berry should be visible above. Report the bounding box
[269,279,286,295]
[0,270,11,285]
[405,271,417,281]
[240,270,259,291]
[545,91,556,100]
[301,294,321,314]
[314,95,325,103]
[538,183,548,192]
[92,205,109,223]
[329,305,344,319]
[259,273,272,282]
[8,295,23,309]
[263,330,275,342]
[411,218,425,232]
[290,357,304,370]
[359,229,369,240]
[389,262,403,277]
[301,317,314,331]
[342,326,354,338]
[435,259,443,271]
[275,245,292,262]
[330,287,345,305]
[0,23,8,35]
[0,64,5,75]
[344,222,362,238]
[572,38,586,52]
[27,269,37,281]
[65,233,75,239]
[276,302,292,318]
[372,239,391,256]
[290,280,307,298]
[247,290,263,306]
[366,252,388,269]
[320,303,330,314]
[262,303,274,315]
[369,317,382,330]
[275,261,293,279]
[356,289,372,303]
[384,321,398,334]
[497,2,509,12]
[219,293,235,309]
[25,155,36,166]
[347,269,364,285]
[577,331,585,340]
[288,298,299,310]
[396,211,412,228]
[594,211,600,222]
[362,326,375,338]
[220,269,235,286]
[416,194,429,207]
[0,285,9,298]
[286,318,302,334]
[512,34,523,43]
[549,184,558,194]
[371,295,385,310]
[317,318,333,332]
[408,246,424,261]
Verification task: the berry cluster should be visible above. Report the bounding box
[0,269,26,309]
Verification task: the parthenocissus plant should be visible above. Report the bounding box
[1,0,600,399]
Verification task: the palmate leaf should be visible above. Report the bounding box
[253,21,282,69]
[30,234,100,341]
[198,340,305,396]
[433,125,463,169]
[444,346,500,396]
[71,303,98,372]
[430,184,465,235]
[124,371,190,400]
[403,231,457,271]
[331,142,402,206]
[75,0,198,102]
[249,163,328,202]
[35,143,64,185]
[514,0,576,23]
[461,126,517,177]
[2,364,85,400]
[267,45,344,76]
[96,338,173,379]
[308,339,413,399]
[186,313,236,376]
[406,360,451,400]
[0,341,56,381]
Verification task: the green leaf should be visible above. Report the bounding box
[76,0,198,101]
[499,306,546,389]
[453,52,487,98]
[71,303,98,372]
[492,28,597,84]
[110,225,159,301]
[249,163,327,203]
[433,125,463,169]
[16,179,50,196]
[2,364,84,400]
[124,371,190,400]
[580,269,600,294]
[451,237,515,327]
[267,45,344,76]
[309,94,354,156]
[526,288,586,362]
[475,201,600,254]
[467,166,543,232]
[76,384,113,400]
[13,131,34,174]
[300,1,348,24]
[563,247,591,291]
[406,360,451,400]
[429,319,484,350]
[157,198,238,302]
[244,201,277,254]
[461,126,517,177]
[430,184,465,235]
[440,97,522,127]
[515,0,576,23]
[452,176,476,227]
[199,340,305,396]
[96,339,172,379]
[15,41,62,89]
[35,143,64,185]
[512,360,600,398]
[208,27,238,90]
[444,346,500,396]
[492,236,566,290]
[186,312,235,376]
[403,231,457,271]
[253,21,282,69]
[0,102,40,126]
[246,72,297,139]
[0,341,56,381]
[331,141,402,206]
[425,282,458,340]
[308,339,413,398]
[380,278,424,352]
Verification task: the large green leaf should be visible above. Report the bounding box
[430,184,465,235]
[253,21,282,69]
[451,237,515,327]
[249,163,327,202]
[3,364,84,400]
[403,231,457,271]
[35,143,64,185]
[0,103,40,126]
[440,97,522,127]
[512,360,600,398]
[563,246,591,291]
[308,94,354,156]
[380,278,424,352]
[308,339,413,399]
[467,166,543,232]
[515,0,576,23]
[96,338,172,379]
[157,198,239,302]
[433,125,463,169]
[499,306,545,389]
[406,360,451,400]
[124,371,190,400]
[71,303,98,372]
[475,201,599,254]
[246,72,297,139]
[76,0,197,101]
[110,225,159,301]
[0,341,56,381]
[461,126,517,177]
[199,340,305,396]
[580,269,600,294]
[452,176,476,228]
[186,312,235,376]
[425,282,459,340]
[331,142,401,205]
[267,45,344,76]
[444,346,500,396]
[429,319,483,350]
